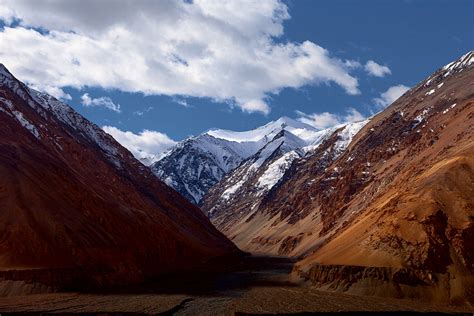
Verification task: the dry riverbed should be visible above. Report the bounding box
[0,257,471,315]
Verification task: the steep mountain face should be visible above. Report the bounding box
[150,134,257,204]
[201,121,368,253]
[151,117,321,204]
[202,129,307,218]
[204,51,474,302]
[292,52,474,302]
[0,65,239,289]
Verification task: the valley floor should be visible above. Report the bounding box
[0,256,471,315]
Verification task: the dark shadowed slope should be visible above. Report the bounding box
[0,64,239,290]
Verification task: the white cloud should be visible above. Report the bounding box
[241,99,270,115]
[296,108,365,130]
[364,60,391,77]
[297,111,340,129]
[172,97,190,108]
[0,0,361,114]
[344,60,362,69]
[102,126,176,163]
[29,84,71,100]
[81,93,121,112]
[343,107,365,122]
[133,106,153,116]
[373,84,410,108]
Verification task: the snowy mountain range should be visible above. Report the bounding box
[150,116,368,204]
[201,120,368,221]
[149,50,473,209]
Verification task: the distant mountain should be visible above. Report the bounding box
[151,117,322,204]
[206,116,325,144]
[201,120,368,240]
[202,51,474,302]
[0,64,238,290]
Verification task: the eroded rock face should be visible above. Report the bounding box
[0,64,239,290]
[203,52,474,302]
[293,263,469,302]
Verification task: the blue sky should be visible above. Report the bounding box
[0,0,472,157]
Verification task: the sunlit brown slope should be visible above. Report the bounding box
[203,51,474,302]
[0,65,239,289]
[292,52,474,302]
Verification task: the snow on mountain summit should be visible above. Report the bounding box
[422,50,474,91]
[442,50,474,75]
[202,119,369,217]
[206,116,320,144]
[151,116,325,204]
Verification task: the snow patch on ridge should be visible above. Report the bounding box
[29,89,124,168]
[333,120,369,154]
[442,51,474,77]
[256,151,300,192]
[442,103,457,114]
[0,97,40,139]
[221,179,246,201]
[1,66,127,168]
[425,89,435,96]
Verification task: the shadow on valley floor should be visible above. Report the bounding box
[234,313,473,316]
[0,256,472,315]
[139,255,298,296]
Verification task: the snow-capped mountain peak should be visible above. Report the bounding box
[151,133,256,203]
[442,50,474,75]
[151,116,321,204]
[206,116,319,144]
[422,50,474,91]
[151,116,369,205]
[202,118,369,214]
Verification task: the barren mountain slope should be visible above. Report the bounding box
[0,65,239,290]
[291,52,474,302]
[201,121,368,256]
[204,51,474,302]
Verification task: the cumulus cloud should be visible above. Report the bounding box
[373,84,410,108]
[29,84,71,100]
[81,93,121,112]
[103,126,176,163]
[364,60,391,77]
[296,108,365,130]
[0,0,361,114]
[241,99,270,115]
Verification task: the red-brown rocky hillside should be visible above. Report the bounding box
[0,64,239,291]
